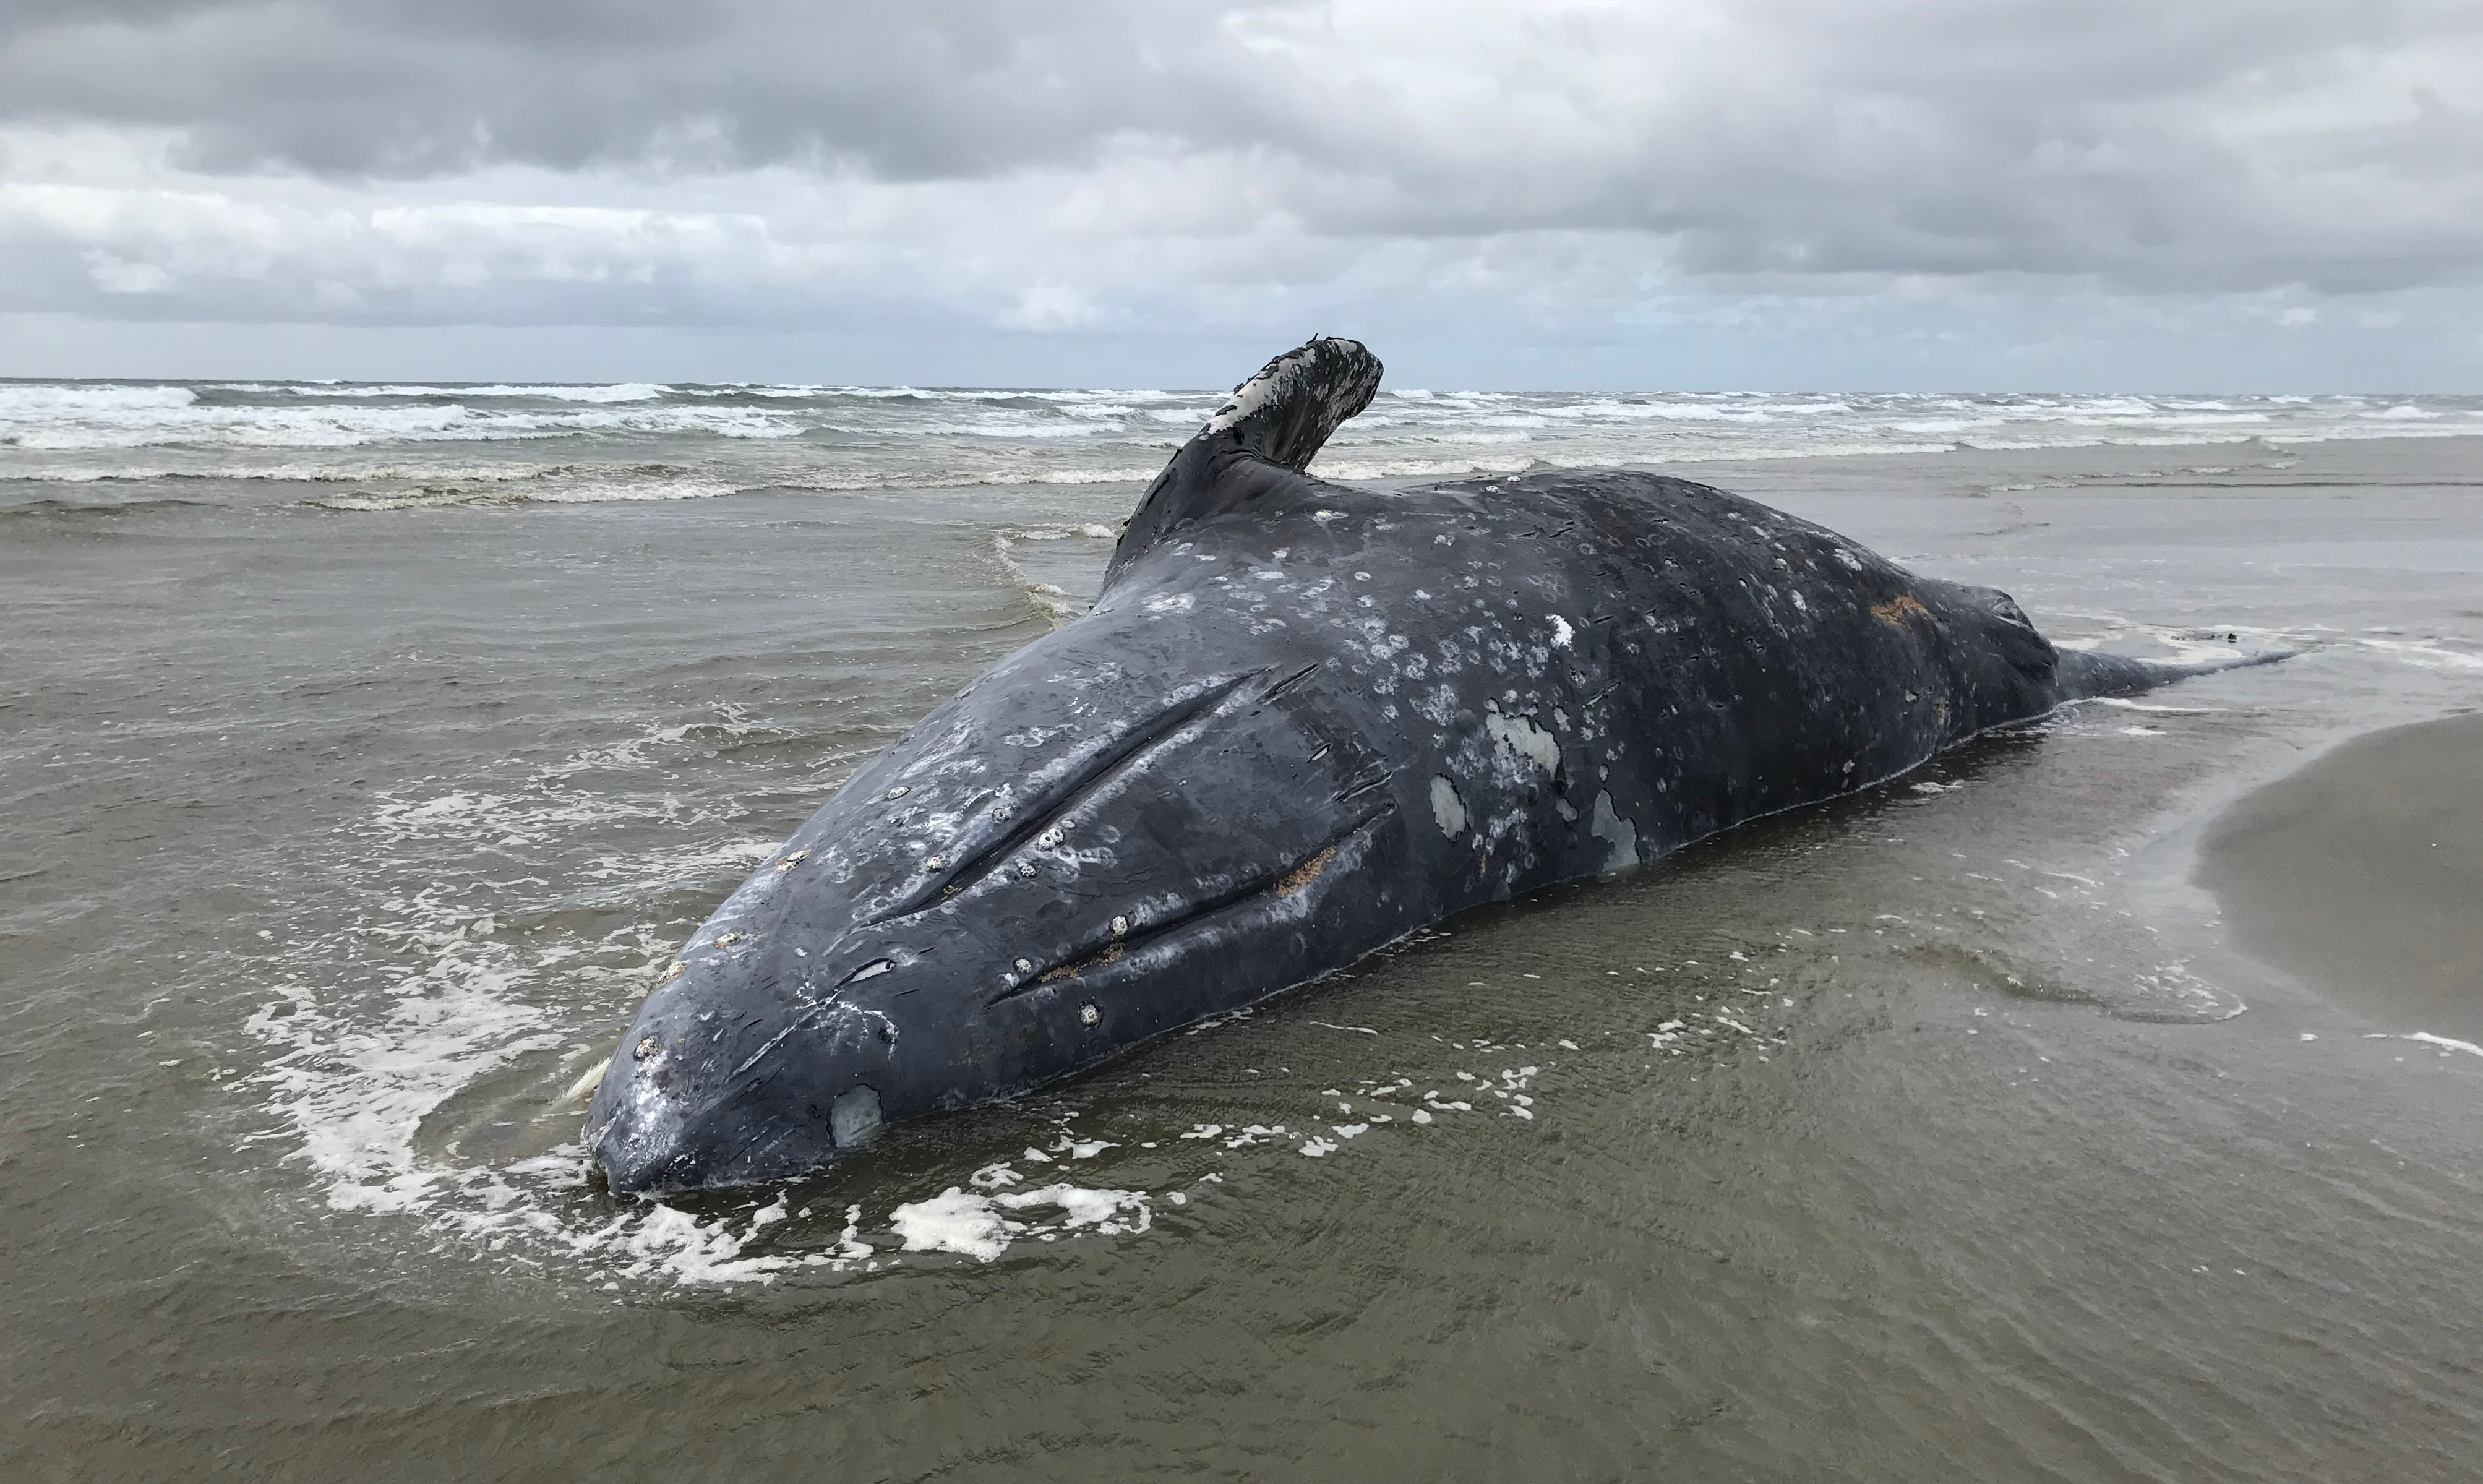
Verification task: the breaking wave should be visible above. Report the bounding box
[6,379,2477,508]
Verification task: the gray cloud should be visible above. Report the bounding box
[0,1,1311,177]
[1,0,2480,384]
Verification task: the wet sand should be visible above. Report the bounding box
[2200,712,2483,1037]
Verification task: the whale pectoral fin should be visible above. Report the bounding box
[1207,336,1386,473]
[1109,337,1384,576]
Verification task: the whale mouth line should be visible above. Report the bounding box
[863,668,1270,927]
[986,804,1394,1006]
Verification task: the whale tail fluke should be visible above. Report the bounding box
[1109,337,1383,582]
[2055,643,2297,700]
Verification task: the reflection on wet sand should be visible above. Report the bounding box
[2200,711,2483,1037]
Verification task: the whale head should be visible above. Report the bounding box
[585,650,1411,1194]
[582,914,905,1194]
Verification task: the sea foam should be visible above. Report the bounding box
[7,380,2477,505]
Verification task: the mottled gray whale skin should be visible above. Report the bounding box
[586,337,2274,1193]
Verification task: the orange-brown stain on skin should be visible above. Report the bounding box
[1039,941,1125,984]
[1871,594,1932,626]
[1274,845,1339,898]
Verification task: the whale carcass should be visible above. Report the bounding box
[586,337,2275,1193]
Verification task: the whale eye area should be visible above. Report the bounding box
[830,1086,883,1148]
[840,959,894,987]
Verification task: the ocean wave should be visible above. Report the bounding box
[1537,400,1772,423]
[8,381,2479,505]
[0,495,215,520]
[2264,424,2483,446]
[958,419,1141,440]
[215,382,669,403]
[1,400,805,452]
[1891,417,2007,434]
[2080,410,2273,427]
[10,460,588,484]
[0,382,200,415]
[309,476,740,511]
[1358,429,1540,445]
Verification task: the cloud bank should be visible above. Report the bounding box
[3,0,2479,385]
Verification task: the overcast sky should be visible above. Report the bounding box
[3,0,2479,388]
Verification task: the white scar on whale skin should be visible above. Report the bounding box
[1590,791,1640,871]
[1484,705,1561,773]
[1430,776,1469,838]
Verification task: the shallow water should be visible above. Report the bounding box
[4,422,2482,1480]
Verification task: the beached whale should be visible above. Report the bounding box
[585,337,2275,1193]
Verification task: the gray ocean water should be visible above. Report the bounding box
[5,379,2482,1480]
